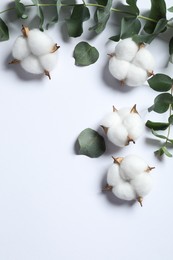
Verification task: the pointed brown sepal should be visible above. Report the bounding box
[21,25,29,38]
[107,53,114,58]
[120,80,125,86]
[44,70,51,80]
[146,166,155,173]
[112,156,123,165]
[100,125,109,134]
[139,43,145,49]
[113,106,118,112]
[9,59,20,64]
[102,184,113,192]
[130,104,138,114]
[137,197,143,207]
[51,44,60,53]
[126,136,135,146]
[147,70,154,77]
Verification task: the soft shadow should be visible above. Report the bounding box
[101,59,136,93]
[5,53,44,82]
[100,171,136,207]
[96,126,122,156]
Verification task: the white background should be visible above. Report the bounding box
[0,1,173,259]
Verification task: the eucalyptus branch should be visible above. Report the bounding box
[0,2,158,23]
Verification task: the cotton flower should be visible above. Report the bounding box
[115,38,139,62]
[21,54,43,74]
[27,29,57,56]
[108,56,130,81]
[108,38,155,87]
[124,64,148,87]
[10,26,60,79]
[101,105,144,147]
[104,155,154,206]
[12,36,30,60]
[132,47,155,74]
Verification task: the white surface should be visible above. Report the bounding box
[0,1,173,260]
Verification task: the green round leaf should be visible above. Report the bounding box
[169,37,173,55]
[66,5,90,37]
[77,128,106,158]
[120,18,141,39]
[148,74,173,92]
[146,120,169,130]
[153,93,173,113]
[168,115,173,124]
[73,42,99,66]
[0,18,9,41]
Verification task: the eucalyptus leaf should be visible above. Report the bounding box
[66,5,90,37]
[168,115,173,124]
[169,37,173,55]
[0,18,9,41]
[120,17,141,39]
[162,146,172,157]
[154,148,164,156]
[46,0,62,29]
[151,93,173,113]
[151,129,173,144]
[148,73,173,92]
[126,0,139,15]
[96,0,108,5]
[89,0,112,34]
[133,18,167,44]
[151,129,168,139]
[144,0,167,34]
[15,0,28,19]
[146,120,169,130]
[73,41,99,66]
[109,34,120,42]
[31,0,44,30]
[168,6,173,12]
[77,128,106,158]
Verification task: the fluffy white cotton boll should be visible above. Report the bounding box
[115,38,139,62]
[12,36,30,60]
[107,125,128,147]
[101,111,121,128]
[112,182,136,200]
[125,64,148,87]
[21,55,43,74]
[27,29,54,56]
[131,174,153,197]
[120,155,148,181]
[39,52,58,71]
[107,163,122,186]
[123,113,144,139]
[132,48,155,73]
[109,56,130,81]
[117,107,131,120]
